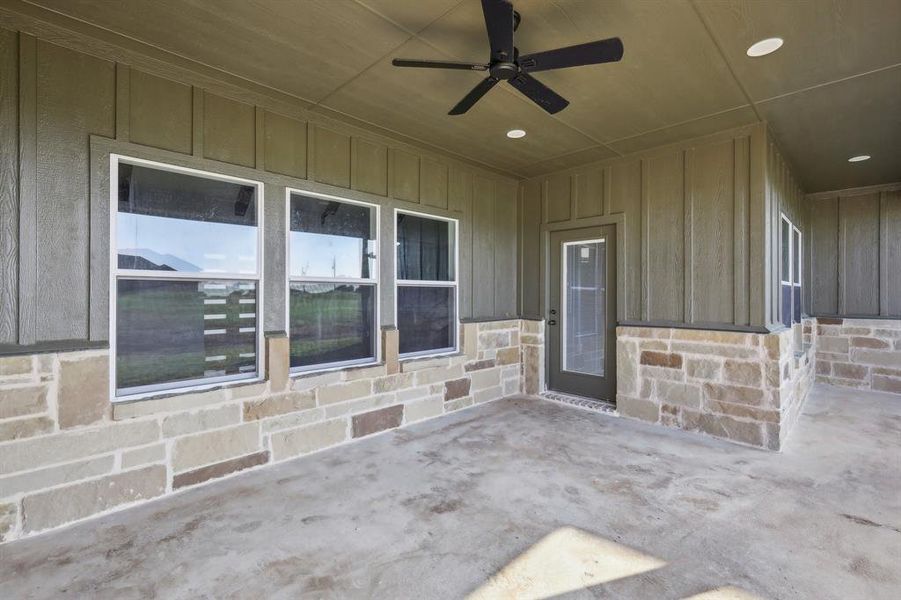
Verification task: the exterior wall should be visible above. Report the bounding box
[615,319,816,450]
[765,136,807,328]
[815,318,901,394]
[805,183,901,318]
[520,123,767,329]
[0,319,535,544]
[0,25,520,353]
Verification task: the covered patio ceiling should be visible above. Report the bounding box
[9,0,901,192]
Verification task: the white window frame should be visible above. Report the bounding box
[109,155,265,401]
[285,188,381,375]
[779,213,803,325]
[792,224,802,323]
[780,214,793,287]
[394,208,460,359]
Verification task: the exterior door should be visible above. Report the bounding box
[547,226,616,401]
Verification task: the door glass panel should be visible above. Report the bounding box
[563,240,606,376]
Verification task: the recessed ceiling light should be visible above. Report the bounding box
[746,37,783,57]
[848,155,871,162]
[506,129,526,139]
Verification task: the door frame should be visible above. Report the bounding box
[547,226,617,400]
[538,214,626,400]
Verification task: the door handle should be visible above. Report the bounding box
[548,319,557,326]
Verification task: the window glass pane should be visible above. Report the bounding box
[397,213,455,281]
[793,285,802,324]
[792,228,801,285]
[563,241,606,376]
[290,194,376,279]
[117,163,257,274]
[781,218,790,282]
[781,283,792,328]
[398,286,455,354]
[116,279,257,392]
[289,283,376,368]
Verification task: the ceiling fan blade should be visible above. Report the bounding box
[449,76,500,115]
[392,58,489,71]
[519,37,624,72]
[481,0,515,61]
[508,73,569,114]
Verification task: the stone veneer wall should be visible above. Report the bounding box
[520,319,545,395]
[616,319,817,451]
[0,319,541,543]
[814,318,901,394]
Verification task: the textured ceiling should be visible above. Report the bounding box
[18,0,901,192]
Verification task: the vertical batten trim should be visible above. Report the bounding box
[602,165,612,217]
[0,29,19,344]
[878,191,888,316]
[733,135,750,326]
[569,173,576,222]
[538,179,548,319]
[683,148,693,323]
[88,139,109,341]
[837,196,846,315]
[540,177,549,224]
[17,32,37,345]
[516,184,524,317]
[349,136,360,191]
[639,158,649,321]
[114,63,130,142]
[385,143,395,201]
[191,87,203,158]
[747,125,766,327]
[306,122,317,182]
[254,106,265,171]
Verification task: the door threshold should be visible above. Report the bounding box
[541,391,617,415]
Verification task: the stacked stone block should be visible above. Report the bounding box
[0,319,530,543]
[520,319,545,395]
[814,318,901,394]
[616,320,816,451]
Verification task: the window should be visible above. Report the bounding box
[792,226,802,324]
[395,211,458,356]
[112,158,262,397]
[779,214,803,328]
[288,191,378,371]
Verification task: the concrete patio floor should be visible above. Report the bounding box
[1,384,899,599]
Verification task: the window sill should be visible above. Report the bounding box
[112,377,265,420]
[399,349,462,367]
[290,360,384,380]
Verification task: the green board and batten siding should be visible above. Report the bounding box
[805,183,901,318]
[0,29,519,351]
[766,137,806,328]
[520,125,761,330]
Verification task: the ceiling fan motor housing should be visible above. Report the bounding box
[490,62,519,80]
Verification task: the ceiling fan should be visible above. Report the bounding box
[392,0,623,115]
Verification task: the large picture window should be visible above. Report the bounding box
[288,191,378,371]
[396,211,458,357]
[780,214,803,328]
[112,158,262,397]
